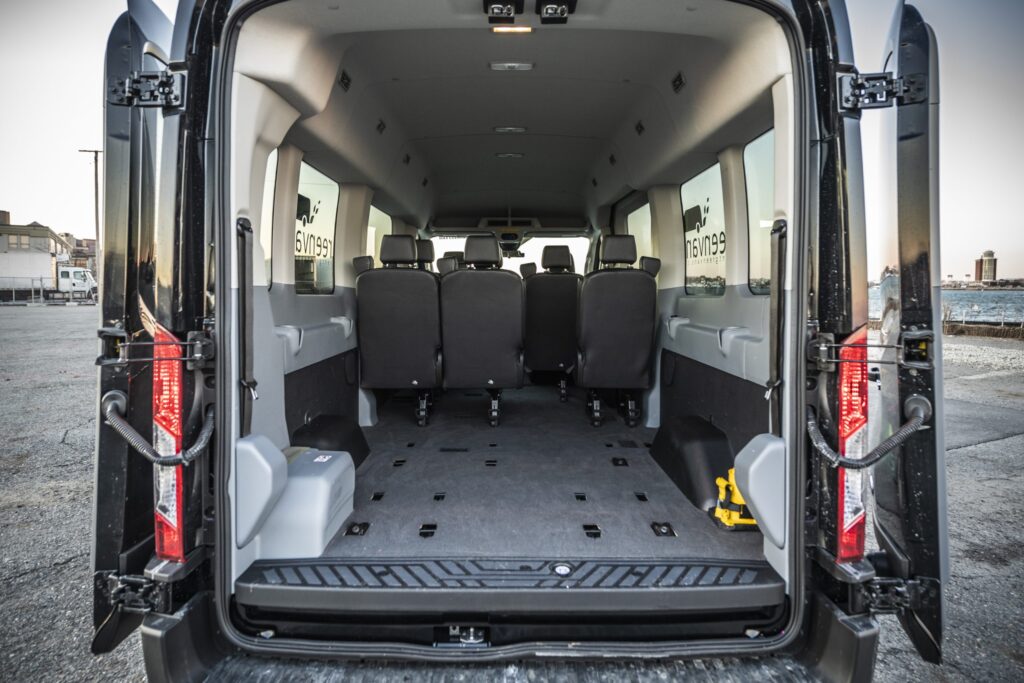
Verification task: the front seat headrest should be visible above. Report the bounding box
[442,250,466,268]
[437,256,458,275]
[640,256,661,277]
[464,235,502,268]
[352,255,374,275]
[415,239,435,268]
[541,245,573,272]
[379,234,417,266]
[519,263,537,278]
[600,235,637,266]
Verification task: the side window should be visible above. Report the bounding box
[259,149,278,287]
[626,202,653,260]
[744,130,775,294]
[294,161,339,294]
[60,270,70,279]
[680,163,726,295]
[366,205,392,261]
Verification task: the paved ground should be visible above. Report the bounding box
[0,306,1021,681]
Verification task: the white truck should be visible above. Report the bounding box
[0,251,97,302]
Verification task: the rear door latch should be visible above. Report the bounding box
[110,70,186,108]
[838,71,927,111]
[854,576,939,615]
[99,572,169,614]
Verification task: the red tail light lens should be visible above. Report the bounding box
[836,327,868,563]
[152,324,186,563]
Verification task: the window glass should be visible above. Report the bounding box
[60,270,70,279]
[259,149,277,287]
[502,235,590,275]
[430,235,467,268]
[294,161,339,294]
[7,235,16,249]
[680,164,726,295]
[744,130,775,294]
[366,205,392,261]
[626,203,653,261]
[74,271,86,282]
[20,235,30,249]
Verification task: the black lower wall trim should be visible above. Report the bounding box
[659,350,770,454]
[284,350,368,465]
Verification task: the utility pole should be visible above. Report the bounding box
[78,149,102,240]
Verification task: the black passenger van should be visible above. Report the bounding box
[92,1,946,680]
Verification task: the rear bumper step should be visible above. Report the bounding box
[235,557,783,614]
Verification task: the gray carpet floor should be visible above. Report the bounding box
[324,385,764,561]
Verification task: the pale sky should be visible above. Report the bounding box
[1,0,1021,277]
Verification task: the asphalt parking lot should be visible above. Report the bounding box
[1,305,1022,682]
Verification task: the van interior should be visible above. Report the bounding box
[226,0,797,642]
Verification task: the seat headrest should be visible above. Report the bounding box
[437,256,458,275]
[600,235,637,265]
[640,256,661,277]
[464,235,502,267]
[542,245,573,272]
[415,239,435,264]
[519,263,537,278]
[379,235,417,265]
[442,251,465,267]
[352,255,374,275]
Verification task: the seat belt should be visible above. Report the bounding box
[236,217,257,436]
[766,219,787,435]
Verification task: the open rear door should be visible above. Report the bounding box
[92,0,208,654]
[870,2,946,664]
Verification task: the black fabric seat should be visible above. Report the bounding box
[525,245,580,401]
[416,239,435,271]
[440,235,524,425]
[442,250,466,270]
[576,235,657,426]
[356,235,441,424]
[436,256,458,276]
[640,256,661,277]
[352,255,374,275]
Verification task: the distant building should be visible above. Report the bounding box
[0,210,73,280]
[974,250,997,282]
[58,232,97,272]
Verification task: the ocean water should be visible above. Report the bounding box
[868,288,1024,324]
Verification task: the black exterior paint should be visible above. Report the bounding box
[872,5,944,662]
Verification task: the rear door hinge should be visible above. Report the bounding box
[100,572,170,614]
[838,71,927,111]
[855,576,939,615]
[111,70,186,108]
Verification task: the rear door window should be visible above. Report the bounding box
[680,163,726,295]
[294,161,338,294]
[744,130,775,294]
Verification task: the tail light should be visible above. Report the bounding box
[836,327,868,563]
[152,324,186,562]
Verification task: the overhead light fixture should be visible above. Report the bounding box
[491,25,532,33]
[489,61,534,71]
[536,0,576,24]
[495,152,524,159]
[484,1,524,24]
[494,126,527,133]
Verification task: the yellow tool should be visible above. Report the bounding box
[711,468,758,530]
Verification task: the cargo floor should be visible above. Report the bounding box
[322,385,764,561]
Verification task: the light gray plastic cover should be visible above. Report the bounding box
[254,448,355,560]
[236,434,288,548]
[734,433,786,549]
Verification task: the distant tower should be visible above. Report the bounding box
[981,250,997,282]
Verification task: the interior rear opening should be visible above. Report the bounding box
[222,0,799,648]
